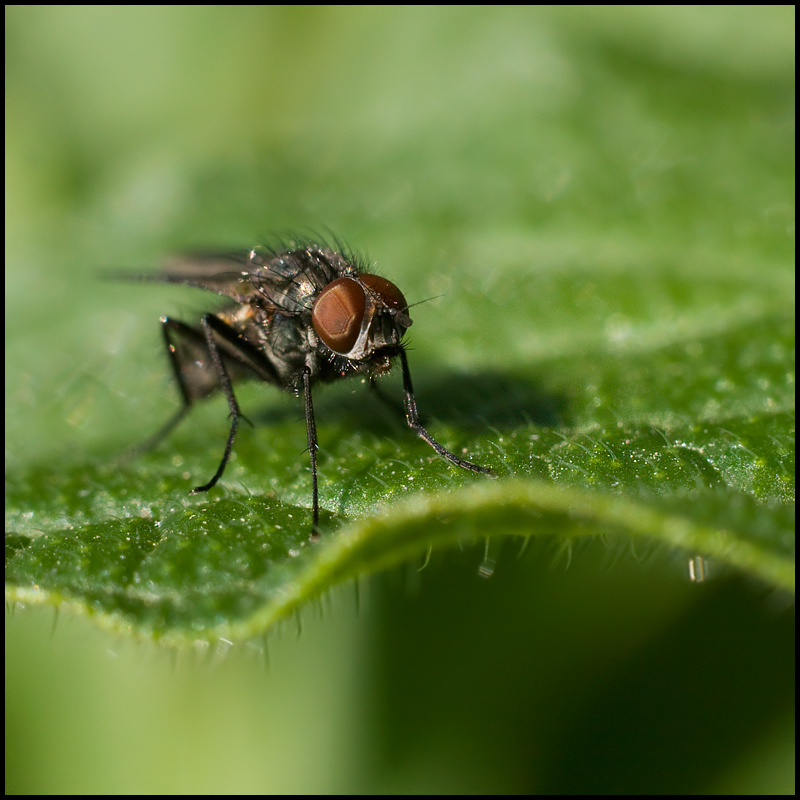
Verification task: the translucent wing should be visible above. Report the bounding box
[158,252,262,303]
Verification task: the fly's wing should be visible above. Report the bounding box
[112,252,262,304]
[158,252,263,303]
[117,246,334,313]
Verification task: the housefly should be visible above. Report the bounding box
[133,242,494,534]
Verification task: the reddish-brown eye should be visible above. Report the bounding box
[312,277,366,353]
[360,274,408,312]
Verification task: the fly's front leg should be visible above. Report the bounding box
[398,347,495,476]
[301,366,320,532]
[368,375,405,418]
[189,314,245,493]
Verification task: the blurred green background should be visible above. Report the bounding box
[5,6,794,794]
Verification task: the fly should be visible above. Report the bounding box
[132,242,494,534]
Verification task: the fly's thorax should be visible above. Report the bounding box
[248,245,346,314]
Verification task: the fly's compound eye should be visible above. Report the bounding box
[360,274,408,314]
[312,277,366,354]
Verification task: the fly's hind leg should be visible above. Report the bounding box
[151,313,283,495]
[187,314,249,493]
[123,317,202,460]
[145,314,251,494]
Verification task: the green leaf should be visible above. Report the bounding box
[6,5,794,645]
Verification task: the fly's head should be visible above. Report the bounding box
[312,274,412,375]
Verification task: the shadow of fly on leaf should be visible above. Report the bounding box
[120,240,496,537]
